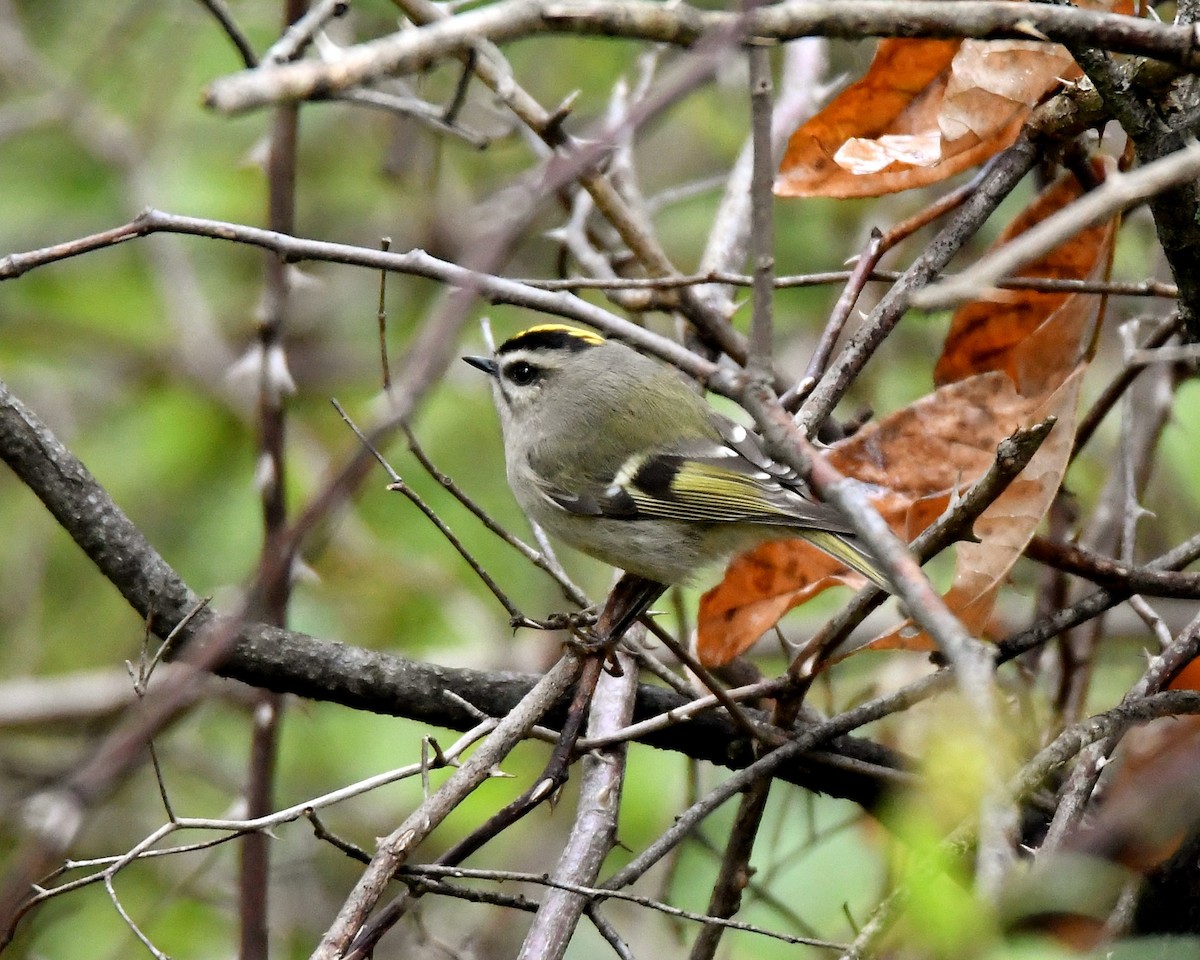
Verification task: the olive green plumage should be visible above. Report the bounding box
[465,324,888,589]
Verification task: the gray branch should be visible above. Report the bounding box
[0,377,900,809]
[204,1,1200,114]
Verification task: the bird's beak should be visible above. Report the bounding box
[462,355,498,377]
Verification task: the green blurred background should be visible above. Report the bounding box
[1,2,1197,958]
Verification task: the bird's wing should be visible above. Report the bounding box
[536,425,856,534]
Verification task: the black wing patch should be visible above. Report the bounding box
[537,422,856,535]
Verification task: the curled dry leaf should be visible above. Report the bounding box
[775,0,1128,198]
[698,372,1079,664]
[935,158,1116,390]
[868,368,1083,651]
[775,39,995,198]
[938,40,1075,143]
[867,160,1116,651]
[697,164,1116,667]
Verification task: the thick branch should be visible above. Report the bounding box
[0,377,899,810]
[203,1,1200,114]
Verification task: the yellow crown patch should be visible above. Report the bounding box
[498,324,606,354]
[516,324,605,345]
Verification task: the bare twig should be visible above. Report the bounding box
[745,36,776,375]
[311,652,585,959]
[332,399,535,624]
[795,133,1039,435]
[916,142,1200,309]
[513,268,1180,297]
[195,0,259,67]
[239,2,306,948]
[398,864,848,948]
[262,0,349,64]
[1040,611,1200,852]
[783,228,883,409]
[401,424,591,607]
[1025,536,1200,598]
[0,209,720,386]
[1073,313,1182,458]
[517,648,638,960]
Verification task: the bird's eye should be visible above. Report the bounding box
[504,361,540,386]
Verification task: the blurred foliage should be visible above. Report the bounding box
[1,1,1198,958]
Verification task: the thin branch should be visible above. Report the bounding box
[240,0,306,948]
[262,0,349,65]
[4,720,498,946]
[745,35,775,374]
[334,86,492,145]
[0,209,720,386]
[746,384,998,713]
[311,652,585,959]
[402,424,591,608]
[601,669,949,893]
[783,228,883,409]
[916,141,1200,309]
[1024,536,1200,598]
[838,686,1200,960]
[513,269,1181,297]
[1073,313,1182,457]
[390,0,764,370]
[517,649,638,960]
[795,133,1039,435]
[194,0,259,67]
[398,864,848,949]
[997,532,1200,663]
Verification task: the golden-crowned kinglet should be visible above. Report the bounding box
[464,324,887,589]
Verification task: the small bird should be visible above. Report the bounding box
[464,324,887,592]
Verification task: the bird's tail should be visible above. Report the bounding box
[802,531,892,593]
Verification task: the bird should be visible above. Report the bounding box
[463,323,888,597]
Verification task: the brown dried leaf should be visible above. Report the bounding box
[935,159,1117,390]
[694,543,860,669]
[776,0,1129,198]
[868,164,1115,649]
[775,36,1057,198]
[776,39,1000,198]
[939,40,1075,142]
[697,164,1117,666]
[869,367,1084,650]
[697,373,1046,666]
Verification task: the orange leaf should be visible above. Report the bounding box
[869,367,1084,650]
[775,0,1131,198]
[1169,659,1200,691]
[776,36,1051,198]
[778,39,965,197]
[869,163,1117,648]
[697,166,1118,666]
[935,159,1118,390]
[694,543,860,668]
[697,372,1049,665]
